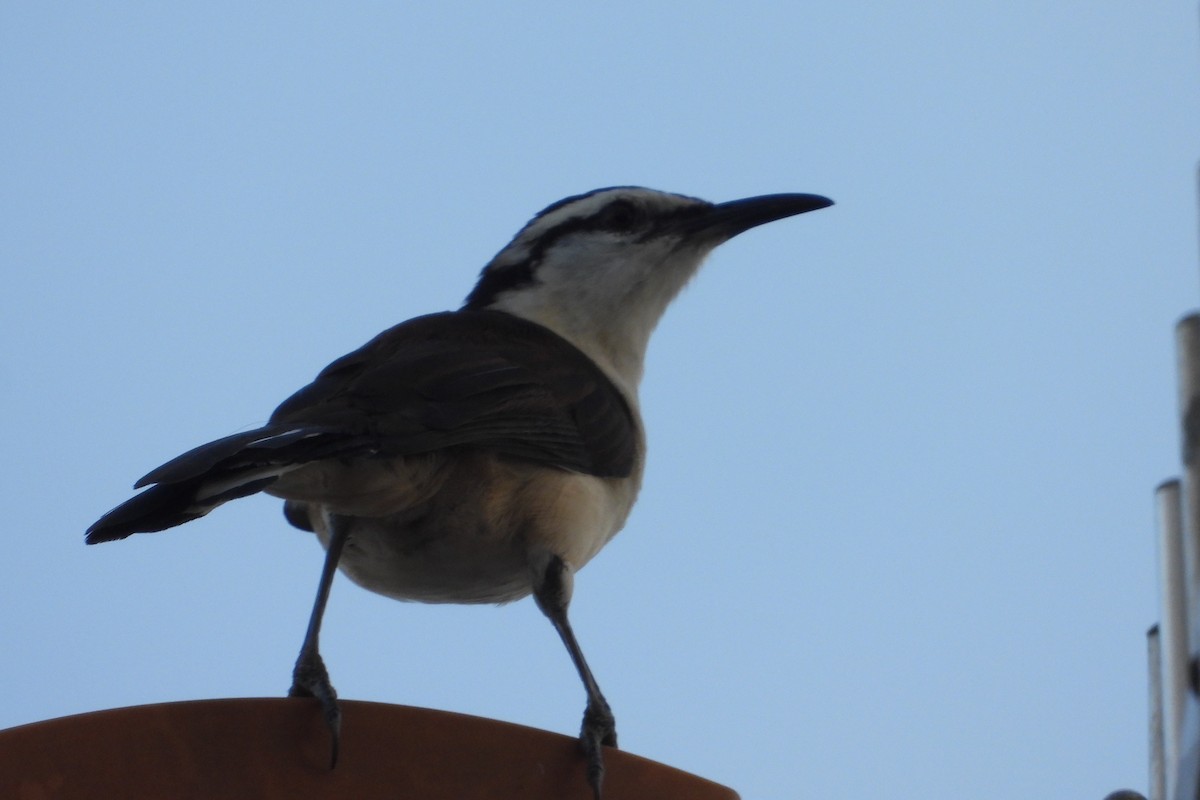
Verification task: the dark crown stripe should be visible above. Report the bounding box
[464,187,653,310]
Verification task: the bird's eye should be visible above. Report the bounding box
[596,200,641,233]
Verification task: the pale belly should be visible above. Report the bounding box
[311,513,535,604]
[269,452,641,605]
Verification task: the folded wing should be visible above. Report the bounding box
[86,310,637,543]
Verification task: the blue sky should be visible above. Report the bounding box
[3,4,1197,798]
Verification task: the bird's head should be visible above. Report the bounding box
[464,186,832,391]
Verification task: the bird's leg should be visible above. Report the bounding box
[533,554,616,800]
[288,512,350,768]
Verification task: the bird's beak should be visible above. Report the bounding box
[670,193,833,243]
[711,193,834,239]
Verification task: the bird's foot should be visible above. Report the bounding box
[580,699,618,799]
[288,649,341,768]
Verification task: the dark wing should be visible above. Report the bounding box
[87,310,637,543]
[269,310,637,476]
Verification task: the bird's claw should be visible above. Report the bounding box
[580,700,617,799]
[289,650,341,768]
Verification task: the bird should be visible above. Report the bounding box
[86,186,833,798]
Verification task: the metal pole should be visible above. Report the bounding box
[1178,316,1200,651]
[1150,624,1166,800]
[1175,315,1200,799]
[1158,479,1188,797]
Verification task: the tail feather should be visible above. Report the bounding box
[134,426,326,488]
[86,424,364,544]
[87,480,210,543]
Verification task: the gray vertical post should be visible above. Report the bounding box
[1158,478,1188,797]
[1150,624,1166,800]
[1179,316,1200,651]
[1176,315,1200,799]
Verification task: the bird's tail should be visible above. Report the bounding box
[85,425,358,544]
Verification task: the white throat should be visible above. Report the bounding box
[488,241,711,398]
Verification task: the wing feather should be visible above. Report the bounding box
[270,310,638,476]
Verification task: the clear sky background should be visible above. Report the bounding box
[2,4,1197,798]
